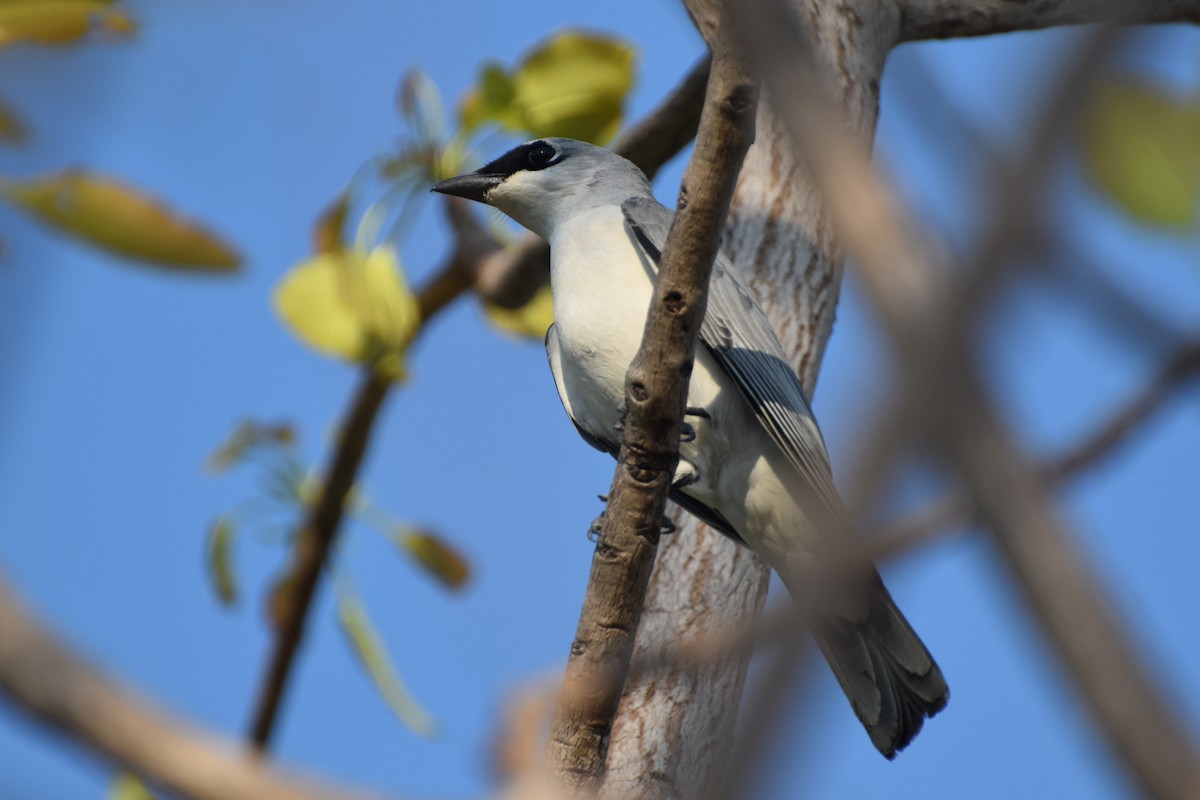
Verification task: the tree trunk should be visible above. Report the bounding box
[600,2,901,798]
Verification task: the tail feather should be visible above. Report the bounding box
[813,576,948,759]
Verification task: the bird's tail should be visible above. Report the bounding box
[804,573,949,758]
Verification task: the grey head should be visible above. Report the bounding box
[432,137,652,239]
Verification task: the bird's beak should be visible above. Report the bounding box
[431,173,504,203]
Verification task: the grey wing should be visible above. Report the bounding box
[620,196,846,519]
[545,323,745,544]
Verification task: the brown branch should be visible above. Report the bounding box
[543,22,758,794]
[247,368,392,750]
[245,62,713,753]
[736,2,1200,797]
[0,574,378,800]
[615,56,711,180]
[897,0,1200,42]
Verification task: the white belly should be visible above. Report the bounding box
[546,205,799,556]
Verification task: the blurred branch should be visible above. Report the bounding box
[245,58,711,754]
[735,2,1200,797]
[1045,340,1200,479]
[873,337,1200,560]
[544,23,757,794]
[0,573,377,800]
[897,0,1200,42]
[615,56,710,179]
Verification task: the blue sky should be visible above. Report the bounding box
[0,2,1198,798]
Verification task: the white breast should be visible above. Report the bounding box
[548,205,657,441]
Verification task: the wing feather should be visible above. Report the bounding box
[621,197,845,520]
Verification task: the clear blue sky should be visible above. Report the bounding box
[1,2,1198,798]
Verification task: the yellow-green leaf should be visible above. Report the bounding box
[312,191,350,254]
[108,773,156,800]
[337,585,437,736]
[513,32,635,144]
[459,62,521,133]
[459,32,635,145]
[393,527,470,590]
[205,517,238,607]
[0,170,240,269]
[272,246,420,379]
[0,1,135,50]
[484,282,554,340]
[397,67,445,145]
[1081,80,1200,229]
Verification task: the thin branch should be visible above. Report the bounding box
[897,0,1200,42]
[871,338,1200,559]
[0,574,377,800]
[543,21,758,793]
[245,60,713,753]
[247,369,392,750]
[615,56,711,180]
[1044,340,1200,480]
[736,2,1200,797]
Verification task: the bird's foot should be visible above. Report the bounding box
[672,461,699,490]
[588,494,609,542]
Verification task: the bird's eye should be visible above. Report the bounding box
[527,142,557,168]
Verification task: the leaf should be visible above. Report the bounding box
[312,191,350,254]
[459,62,521,133]
[513,32,635,144]
[336,584,437,736]
[392,527,470,590]
[0,170,240,269]
[108,773,156,800]
[1081,79,1200,229]
[0,1,136,50]
[483,282,554,340]
[205,517,238,607]
[458,32,635,145]
[396,67,445,145]
[272,245,421,379]
[206,419,296,473]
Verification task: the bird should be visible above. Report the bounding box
[433,137,948,758]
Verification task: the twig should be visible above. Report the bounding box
[866,333,1200,562]
[248,368,392,750]
[615,56,711,179]
[0,573,377,800]
[543,21,757,793]
[1044,341,1200,479]
[245,61,714,753]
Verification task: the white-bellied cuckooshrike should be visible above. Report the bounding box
[433,138,948,758]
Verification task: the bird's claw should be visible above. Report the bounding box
[679,421,696,443]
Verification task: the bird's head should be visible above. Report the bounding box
[432,138,649,239]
